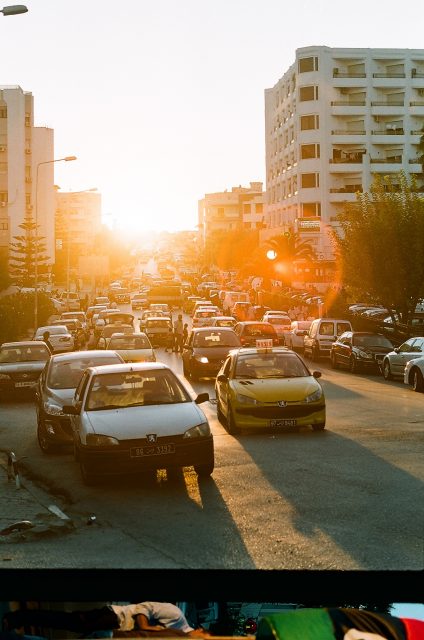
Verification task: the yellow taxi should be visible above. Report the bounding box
[215,346,325,434]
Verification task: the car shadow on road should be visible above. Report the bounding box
[233,428,423,570]
[84,465,255,569]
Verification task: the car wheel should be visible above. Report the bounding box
[312,422,326,431]
[194,459,214,478]
[349,355,359,374]
[37,417,55,454]
[226,403,240,435]
[330,352,338,369]
[412,368,424,392]
[382,359,393,380]
[80,460,98,486]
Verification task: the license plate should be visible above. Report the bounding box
[15,381,35,388]
[256,338,274,348]
[269,419,297,428]
[130,444,175,457]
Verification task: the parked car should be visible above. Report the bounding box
[284,321,312,353]
[330,331,394,373]
[404,355,424,392]
[215,347,325,434]
[381,336,424,380]
[97,332,156,363]
[63,362,214,484]
[303,318,353,361]
[182,327,241,380]
[233,321,280,348]
[35,349,124,453]
[33,325,75,353]
[0,341,50,396]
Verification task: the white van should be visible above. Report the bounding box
[304,317,352,361]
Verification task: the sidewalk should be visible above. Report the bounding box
[0,456,74,541]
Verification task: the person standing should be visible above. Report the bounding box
[173,313,184,353]
[42,330,54,354]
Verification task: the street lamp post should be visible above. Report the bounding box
[1,5,28,15]
[34,156,76,330]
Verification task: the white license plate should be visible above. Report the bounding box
[130,444,175,457]
[15,381,35,388]
[269,419,297,428]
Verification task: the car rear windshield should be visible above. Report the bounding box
[86,369,191,410]
[193,331,240,347]
[267,317,291,326]
[245,324,277,336]
[0,345,50,363]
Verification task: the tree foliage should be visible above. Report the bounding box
[334,173,424,325]
[9,212,50,286]
[0,251,11,292]
[0,291,56,343]
[204,229,260,271]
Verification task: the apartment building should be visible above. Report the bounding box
[0,85,54,266]
[198,181,264,245]
[263,46,424,261]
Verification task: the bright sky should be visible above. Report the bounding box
[1,0,424,232]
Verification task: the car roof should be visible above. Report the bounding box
[48,350,122,363]
[190,326,236,332]
[1,340,50,348]
[36,325,68,332]
[228,346,294,356]
[86,362,169,375]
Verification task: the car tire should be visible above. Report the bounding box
[194,459,214,478]
[226,403,240,435]
[330,352,338,369]
[80,460,98,486]
[312,422,326,431]
[349,355,359,374]
[412,368,424,393]
[37,416,55,454]
[382,359,393,380]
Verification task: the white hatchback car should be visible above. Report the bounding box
[404,355,424,392]
[64,362,214,484]
[34,325,75,353]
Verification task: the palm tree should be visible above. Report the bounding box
[262,231,317,287]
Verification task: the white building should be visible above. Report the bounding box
[0,85,54,267]
[263,46,424,260]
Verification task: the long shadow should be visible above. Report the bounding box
[235,428,424,569]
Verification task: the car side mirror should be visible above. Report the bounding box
[312,371,322,379]
[393,347,399,353]
[216,373,227,382]
[195,392,209,404]
[62,404,79,415]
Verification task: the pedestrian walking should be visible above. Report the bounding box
[173,313,184,353]
[42,330,54,354]
[182,322,189,345]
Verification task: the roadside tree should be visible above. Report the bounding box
[334,172,424,326]
[9,212,50,287]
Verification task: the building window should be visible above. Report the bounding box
[256,203,263,214]
[302,202,321,217]
[0,162,7,173]
[300,143,320,159]
[25,113,31,127]
[299,85,318,101]
[217,207,224,217]
[0,192,7,204]
[300,114,319,130]
[0,107,7,118]
[298,57,318,73]
[0,222,8,230]
[301,173,319,188]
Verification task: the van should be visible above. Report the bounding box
[58,291,81,311]
[303,317,352,361]
[222,291,249,315]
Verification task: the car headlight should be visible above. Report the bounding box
[43,401,64,416]
[195,356,209,364]
[183,422,211,438]
[357,349,373,359]
[236,393,260,405]
[86,434,119,447]
[304,387,323,403]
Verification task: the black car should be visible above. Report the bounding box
[233,321,280,348]
[182,327,241,380]
[330,331,394,373]
[0,341,50,396]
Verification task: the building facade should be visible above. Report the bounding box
[0,85,54,269]
[198,181,264,245]
[263,46,424,261]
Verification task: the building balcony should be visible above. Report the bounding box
[331,130,366,135]
[330,101,366,116]
[371,128,404,135]
[370,157,402,163]
[329,191,359,203]
[331,100,366,106]
[330,156,364,164]
[373,73,405,78]
[411,70,424,78]
[333,71,366,78]
[411,130,424,135]
[371,101,404,106]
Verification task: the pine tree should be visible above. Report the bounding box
[9,212,50,287]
